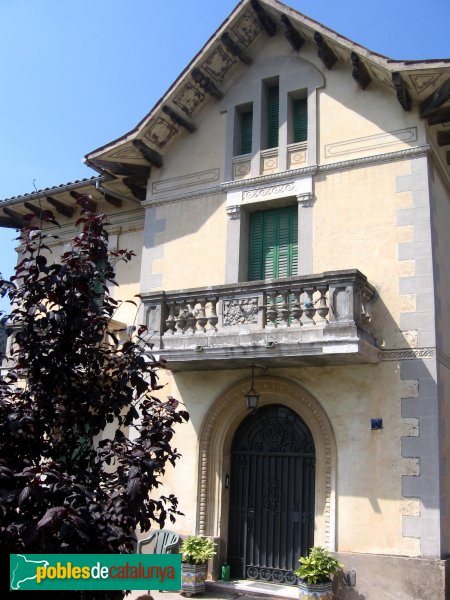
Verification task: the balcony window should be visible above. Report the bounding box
[248,206,298,280]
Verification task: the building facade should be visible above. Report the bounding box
[2,1,450,598]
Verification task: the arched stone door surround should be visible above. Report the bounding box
[197,376,337,551]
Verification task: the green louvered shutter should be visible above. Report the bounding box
[249,212,264,281]
[293,98,308,143]
[240,110,253,155]
[290,208,298,275]
[248,207,298,280]
[263,210,278,278]
[267,85,279,148]
[277,206,297,277]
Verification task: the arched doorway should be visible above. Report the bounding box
[227,404,315,585]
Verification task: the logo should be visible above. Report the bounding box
[10,554,181,591]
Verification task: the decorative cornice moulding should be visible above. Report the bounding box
[319,145,431,174]
[144,145,432,208]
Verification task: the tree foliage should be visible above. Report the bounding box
[0,203,189,598]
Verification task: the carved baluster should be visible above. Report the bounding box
[279,290,289,327]
[175,300,187,334]
[266,291,278,328]
[302,287,316,325]
[165,301,176,335]
[186,298,197,334]
[316,286,329,322]
[197,298,208,333]
[208,297,218,331]
[290,290,303,326]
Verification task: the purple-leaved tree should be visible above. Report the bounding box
[0,201,189,599]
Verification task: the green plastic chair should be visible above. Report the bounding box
[137,528,180,555]
[137,530,181,593]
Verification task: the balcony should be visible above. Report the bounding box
[141,269,379,371]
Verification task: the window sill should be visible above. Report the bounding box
[287,142,307,169]
[260,147,278,175]
[232,154,252,180]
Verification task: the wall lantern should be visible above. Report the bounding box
[244,363,266,411]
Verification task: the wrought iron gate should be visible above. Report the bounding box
[227,404,315,585]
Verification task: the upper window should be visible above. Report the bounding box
[225,57,323,182]
[248,206,298,280]
[235,103,253,156]
[266,84,279,149]
[292,98,307,143]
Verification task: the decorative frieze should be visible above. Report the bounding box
[107,146,143,161]
[437,349,450,369]
[107,224,144,235]
[381,347,436,361]
[324,127,418,158]
[152,168,220,195]
[222,297,259,326]
[368,64,393,88]
[231,11,261,47]
[143,116,178,149]
[380,347,450,367]
[243,182,296,201]
[173,82,206,117]
[143,146,431,208]
[318,145,430,174]
[409,72,445,96]
[201,45,237,83]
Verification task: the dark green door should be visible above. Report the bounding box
[227,405,315,585]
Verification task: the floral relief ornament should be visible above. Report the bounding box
[223,298,259,326]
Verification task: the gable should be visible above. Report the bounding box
[83,0,450,196]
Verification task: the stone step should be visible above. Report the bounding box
[206,579,298,599]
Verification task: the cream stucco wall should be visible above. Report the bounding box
[313,161,416,348]
[429,163,450,556]
[149,193,227,291]
[318,72,426,165]
[109,225,144,325]
[150,365,420,557]
[9,20,443,569]
[5,6,450,589]
[135,40,439,561]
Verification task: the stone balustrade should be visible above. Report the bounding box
[141,269,378,370]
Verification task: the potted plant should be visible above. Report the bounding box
[294,546,343,599]
[180,535,216,596]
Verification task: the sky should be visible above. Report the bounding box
[0,0,449,313]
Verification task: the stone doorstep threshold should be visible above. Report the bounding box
[206,579,298,599]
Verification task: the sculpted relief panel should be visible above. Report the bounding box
[222,297,259,326]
